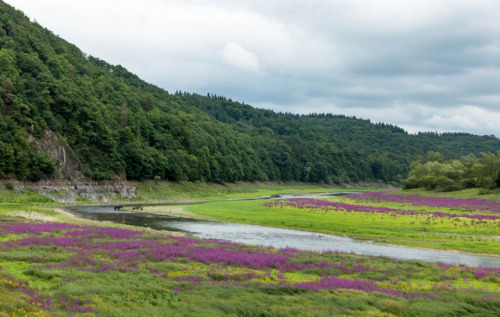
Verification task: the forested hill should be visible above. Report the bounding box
[177,93,500,180]
[1,1,500,184]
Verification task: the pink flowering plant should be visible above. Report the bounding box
[347,190,500,212]
[0,216,499,316]
[257,189,499,255]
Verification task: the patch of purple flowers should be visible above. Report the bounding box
[263,198,500,221]
[0,222,82,235]
[347,190,500,213]
[6,278,93,313]
[1,217,499,306]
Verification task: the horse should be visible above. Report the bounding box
[114,205,123,211]
[132,206,143,211]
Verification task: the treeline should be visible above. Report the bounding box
[403,151,500,191]
[1,1,500,184]
[177,93,413,183]
[179,93,500,183]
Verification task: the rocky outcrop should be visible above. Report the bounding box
[2,129,138,203]
[28,129,85,181]
[32,179,135,203]
[1,179,136,203]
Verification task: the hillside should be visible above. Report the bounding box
[1,0,500,185]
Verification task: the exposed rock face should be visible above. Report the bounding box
[29,129,85,181]
[1,179,136,203]
[8,129,138,203]
[31,179,135,203]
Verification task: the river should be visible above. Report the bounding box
[63,197,500,267]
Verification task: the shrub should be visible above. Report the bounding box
[29,153,56,182]
[478,188,493,195]
[4,182,14,190]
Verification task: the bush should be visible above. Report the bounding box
[402,176,419,189]
[478,188,494,195]
[4,182,14,190]
[93,170,110,180]
[29,152,56,182]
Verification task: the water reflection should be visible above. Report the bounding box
[63,204,500,267]
[268,192,358,199]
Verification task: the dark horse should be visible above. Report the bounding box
[132,206,143,211]
[114,205,123,211]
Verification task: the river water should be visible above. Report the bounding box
[63,195,500,267]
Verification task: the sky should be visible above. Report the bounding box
[7,0,500,137]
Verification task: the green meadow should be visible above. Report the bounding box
[182,199,498,255]
[0,215,499,317]
[0,184,499,316]
[132,181,375,202]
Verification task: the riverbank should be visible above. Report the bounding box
[1,181,355,236]
[2,184,498,256]
[118,187,499,256]
[1,179,387,204]
[130,180,383,203]
[1,215,499,317]
[144,202,500,259]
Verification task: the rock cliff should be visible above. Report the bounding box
[6,129,137,203]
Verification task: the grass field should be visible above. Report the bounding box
[131,181,384,202]
[183,190,500,255]
[0,216,498,317]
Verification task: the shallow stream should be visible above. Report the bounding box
[63,193,500,267]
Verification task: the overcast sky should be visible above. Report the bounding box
[7,0,500,137]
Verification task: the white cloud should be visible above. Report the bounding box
[346,103,500,136]
[424,105,500,134]
[222,42,262,74]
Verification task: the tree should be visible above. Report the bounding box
[478,152,500,189]
[427,151,443,162]
[29,152,56,181]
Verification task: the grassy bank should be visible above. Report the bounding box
[0,187,60,221]
[0,187,177,236]
[2,184,498,255]
[182,191,500,255]
[132,181,384,202]
[400,187,500,201]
